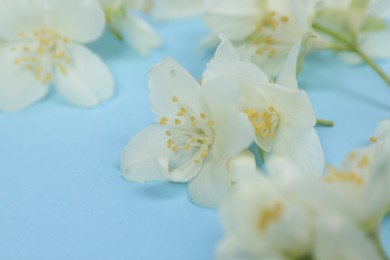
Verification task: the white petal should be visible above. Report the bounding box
[158,150,202,183]
[187,151,228,208]
[360,141,390,220]
[149,57,202,118]
[314,214,383,260]
[0,0,44,40]
[375,119,390,141]
[264,84,316,128]
[213,35,243,62]
[121,125,167,182]
[200,77,254,159]
[55,44,114,107]
[203,36,269,90]
[115,15,161,56]
[270,127,325,175]
[151,0,204,20]
[275,39,302,89]
[204,0,259,40]
[40,0,106,43]
[360,29,390,60]
[227,150,260,184]
[99,0,122,9]
[0,43,48,111]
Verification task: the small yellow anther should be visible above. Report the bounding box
[174,119,181,125]
[42,74,52,85]
[208,120,215,127]
[160,117,168,125]
[280,16,289,22]
[370,137,378,143]
[172,96,179,102]
[358,156,369,169]
[200,113,207,119]
[200,150,208,159]
[177,107,186,117]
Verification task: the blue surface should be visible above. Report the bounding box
[0,18,390,259]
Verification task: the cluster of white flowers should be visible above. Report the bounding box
[1,0,389,258]
[217,122,390,259]
[0,0,202,111]
[119,0,390,258]
[204,0,390,84]
[121,37,324,207]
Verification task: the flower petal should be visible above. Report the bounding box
[158,149,202,183]
[227,150,259,184]
[187,150,229,207]
[151,0,204,20]
[0,43,48,111]
[360,29,390,60]
[203,36,269,92]
[200,77,254,160]
[270,127,324,175]
[204,0,259,40]
[0,0,44,40]
[114,14,161,56]
[149,57,202,119]
[121,125,167,182]
[314,214,383,260]
[40,0,105,43]
[375,119,390,141]
[54,44,114,107]
[264,84,316,128]
[275,39,302,89]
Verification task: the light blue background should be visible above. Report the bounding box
[0,18,390,260]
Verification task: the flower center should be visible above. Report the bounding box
[258,202,284,233]
[250,10,289,58]
[244,106,280,139]
[10,28,71,84]
[323,153,370,186]
[159,96,214,164]
[323,165,364,186]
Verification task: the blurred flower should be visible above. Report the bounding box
[100,0,204,55]
[99,0,161,55]
[203,37,324,174]
[217,140,390,259]
[121,58,254,207]
[313,0,390,63]
[204,0,315,77]
[0,0,114,111]
[371,119,390,143]
[149,0,204,21]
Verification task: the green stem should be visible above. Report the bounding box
[258,146,265,163]
[316,119,334,127]
[312,22,390,86]
[354,47,390,86]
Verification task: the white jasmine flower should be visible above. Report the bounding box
[217,175,313,260]
[204,0,315,77]
[0,0,114,112]
[203,37,324,174]
[313,0,390,64]
[217,153,387,260]
[149,0,204,20]
[370,119,390,143]
[270,140,390,231]
[121,58,254,207]
[100,0,161,55]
